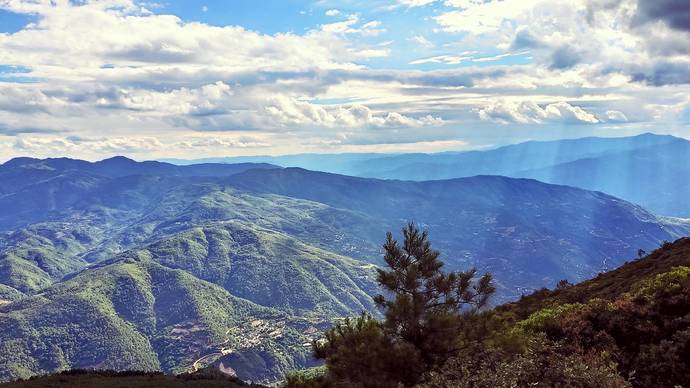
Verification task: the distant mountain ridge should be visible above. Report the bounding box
[1,156,278,179]
[512,140,690,216]
[164,133,690,216]
[164,133,679,177]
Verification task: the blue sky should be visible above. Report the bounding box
[0,0,689,160]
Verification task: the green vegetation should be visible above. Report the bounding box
[0,185,381,383]
[291,224,496,387]
[2,157,690,385]
[0,369,264,388]
[289,236,690,387]
[0,257,318,383]
[140,222,378,318]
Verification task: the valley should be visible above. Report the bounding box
[0,154,688,383]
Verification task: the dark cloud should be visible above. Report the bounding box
[634,0,690,31]
[631,60,690,86]
[550,46,582,70]
[0,125,63,136]
[511,28,543,49]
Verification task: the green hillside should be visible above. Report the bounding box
[2,157,690,384]
[137,223,378,317]
[429,238,690,387]
[7,238,690,387]
[289,238,690,387]
[0,256,318,383]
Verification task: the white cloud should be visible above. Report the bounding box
[320,15,385,36]
[436,0,540,34]
[472,50,529,62]
[0,0,687,159]
[398,0,438,7]
[409,35,434,48]
[478,100,600,124]
[605,110,629,122]
[263,97,444,129]
[0,0,374,73]
[409,54,473,65]
[14,136,164,154]
[325,9,341,16]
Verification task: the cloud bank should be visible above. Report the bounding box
[0,0,687,160]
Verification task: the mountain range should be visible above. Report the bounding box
[168,133,690,217]
[0,150,688,383]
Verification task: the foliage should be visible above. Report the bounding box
[0,258,314,384]
[0,369,266,388]
[292,224,495,387]
[420,336,629,388]
[2,157,690,385]
[284,366,327,388]
[493,245,690,387]
[374,223,495,369]
[291,238,690,388]
[514,303,585,337]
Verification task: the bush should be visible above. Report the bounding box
[420,336,629,388]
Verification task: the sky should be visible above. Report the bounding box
[0,0,689,161]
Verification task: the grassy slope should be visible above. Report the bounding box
[0,220,380,383]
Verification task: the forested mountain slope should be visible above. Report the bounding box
[0,156,688,383]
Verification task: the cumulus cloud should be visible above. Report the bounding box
[262,98,444,130]
[605,110,629,122]
[630,59,690,86]
[9,134,273,160]
[14,136,163,154]
[433,0,690,86]
[435,0,536,34]
[0,0,687,159]
[0,0,379,73]
[478,101,600,124]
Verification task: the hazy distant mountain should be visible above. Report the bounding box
[513,140,690,217]
[0,156,688,382]
[2,156,277,179]
[353,133,682,179]
[161,153,385,176]
[164,133,678,177]
[165,133,690,216]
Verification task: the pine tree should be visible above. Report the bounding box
[374,223,495,369]
[296,223,496,387]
